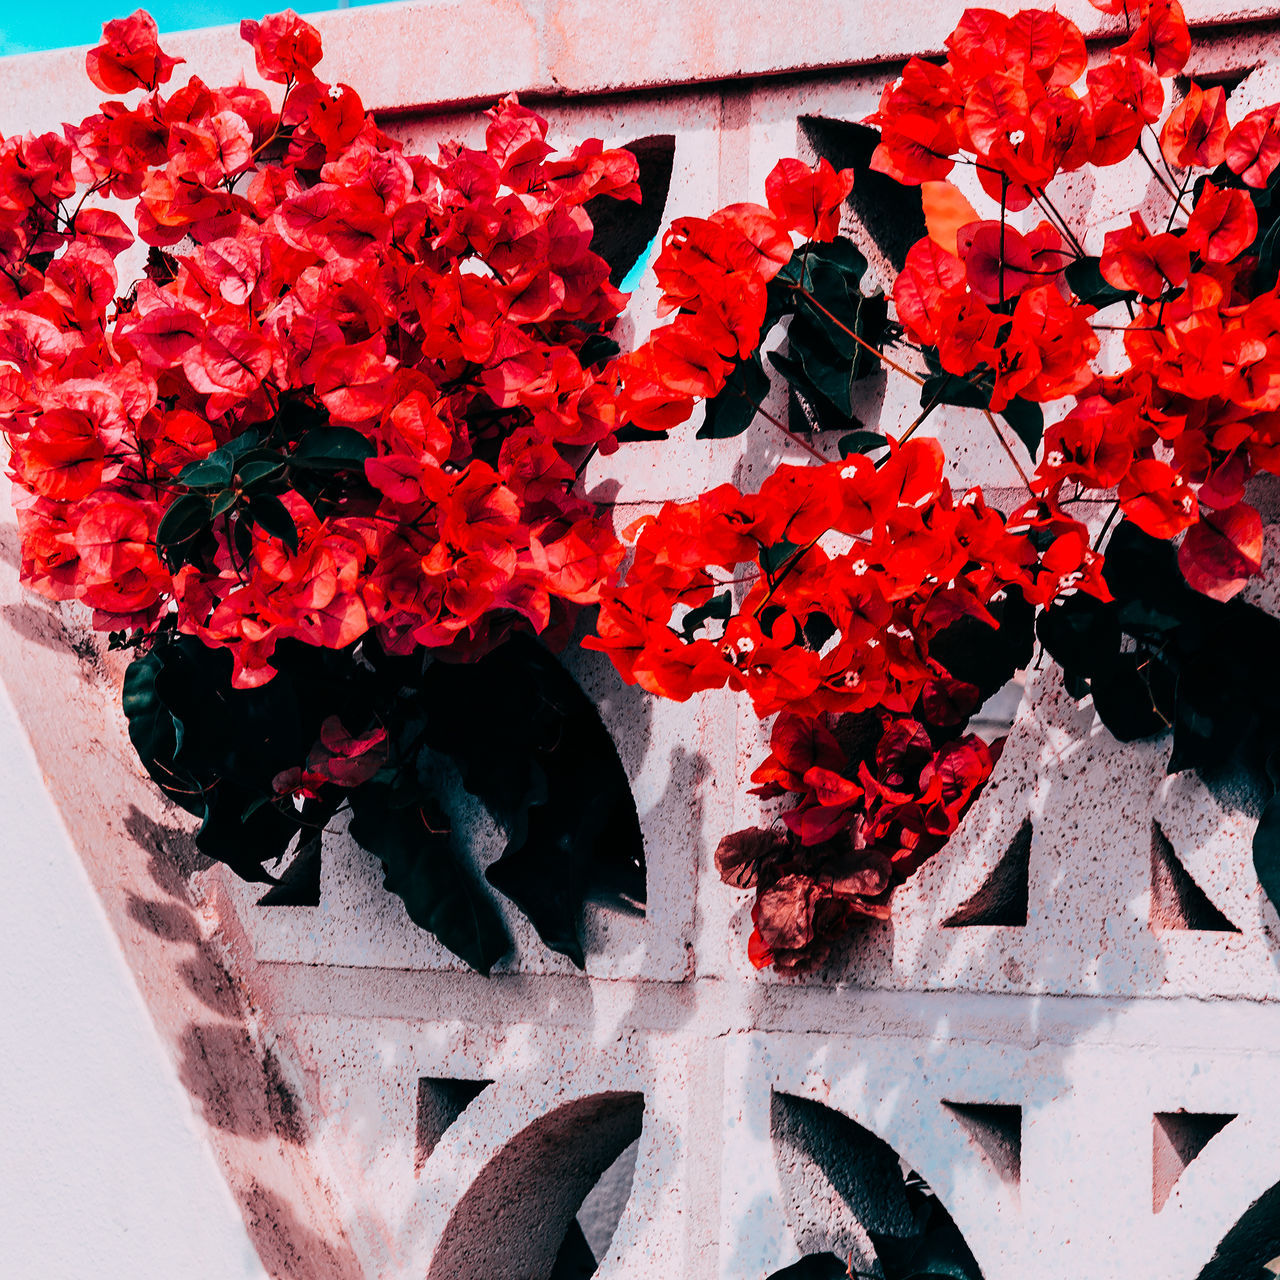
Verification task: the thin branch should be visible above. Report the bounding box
[789,284,926,385]
[982,408,1034,490]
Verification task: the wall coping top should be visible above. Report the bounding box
[2,0,1280,137]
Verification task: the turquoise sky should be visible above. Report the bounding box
[0,2,386,56]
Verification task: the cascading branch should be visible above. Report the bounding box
[0,8,664,971]
[585,0,1280,968]
[9,2,1280,975]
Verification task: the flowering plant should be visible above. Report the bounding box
[0,9,657,970]
[584,0,1280,968]
[8,2,1280,974]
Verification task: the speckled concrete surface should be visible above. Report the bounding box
[5,6,1280,1279]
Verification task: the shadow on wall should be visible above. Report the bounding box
[426,1092,645,1280]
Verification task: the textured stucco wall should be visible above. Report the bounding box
[5,4,1280,1278]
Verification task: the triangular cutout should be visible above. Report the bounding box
[1153,1111,1236,1211]
[943,817,1031,927]
[942,1101,1021,1186]
[1150,821,1241,934]
[415,1077,492,1173]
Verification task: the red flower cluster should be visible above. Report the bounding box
[611,156,853,432]
[17,5,1280,974]
[587,440,1054,967]
[586,2,1280,966]
[587,439,1043,713]
[873,1,1280,604]
[3,9,639,685]
[717,708,996,972]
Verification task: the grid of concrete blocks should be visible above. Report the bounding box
[7,3,1280,1277]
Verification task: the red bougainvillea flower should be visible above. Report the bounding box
[85,9,183,94]
[765,157,854,241]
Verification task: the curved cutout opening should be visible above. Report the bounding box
[770,1091,983,1279]
[585,135,676,288]
[1197,1177,1280,1280]
[429,1090,644,1280]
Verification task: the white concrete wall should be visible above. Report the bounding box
[4,4,1280,1278]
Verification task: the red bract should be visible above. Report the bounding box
[1160,84,1229,169]
[86,9,183,94]
[240,10,324,84]
[1100,214,1188,296]
[765,157,854,241]
[1226,106,1280,187]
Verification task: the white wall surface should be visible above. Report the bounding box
[0,682,267,1279]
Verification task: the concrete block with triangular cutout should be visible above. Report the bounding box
[416,1078,492,1172]
[943,817,1031,928]
[943,1101,1021,1188]
[1154,1112,1236,1212]
[1150,822,1241,934]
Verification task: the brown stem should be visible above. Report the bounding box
[751,399,831,463]
[982,408,1034,490]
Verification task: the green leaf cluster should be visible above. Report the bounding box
[154,402,375,570]
[123,630,645,973]
[697,239,888,441]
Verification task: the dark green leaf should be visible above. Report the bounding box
[780,237,869,291]
[210,489,238,517]
[177,430,262,490]
[196,784,298,883]
[931,588,1034,703]
[765,1254,849,1280]
[420,636,645,965]
[177,455,234,490]
[122,648,204,817]
[236,457,286,488]
[802,610,837,652]
[771,338,853,417]
[1256,215,1280,289]
[681,591,732,639]
[256,796,338,907]
[348,784,511,974]
[290,426,375,470]
[1090,651,1171,742]
[1064,255,1134,308]
[1254,791,1280,909]
[999,396,1044,460]
[839,430,889,457]
[1036,593,1121,679]
[614,423,669,443]
[247,494,299,553]
[921,368,993,412]
[760,539,801,576]
[155,493,210,552]
[698,353,771,439]
[578,333,621,366]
